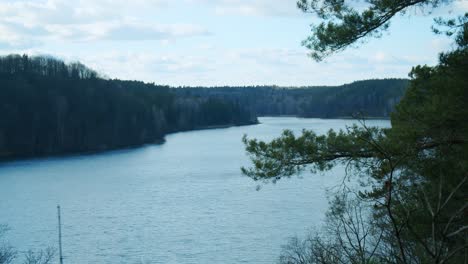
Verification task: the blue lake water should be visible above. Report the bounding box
[0,117,390,264]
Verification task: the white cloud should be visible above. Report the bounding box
[0,0,172,25]
[41,22,210,42]
[450,0,468,12]
[193,0,302,17]
[0,0,452,85]
[63,51,216,85]
[69,46,423,87]
[0,22,46,49]
[370,52,388,63]
[0,0,209,48]
[430,37,452,52]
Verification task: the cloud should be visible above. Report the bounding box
[66,51,216,85]
[453,0,468,11]
[72,46,423,87]
[0,0,171,25]
[430,37,452,53]
[0,0,451,85]
[198,0,468,17]
[192,0,302,17]
[370,52,388,63]
[226,48,307,67]
[104,23,210,40]
[40,21,210,42]
[0,0,209,48]
[0,22,46,49]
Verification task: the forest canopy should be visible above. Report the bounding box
[0,54,255,159]
[0,54,407,160]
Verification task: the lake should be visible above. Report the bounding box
[0,117,390,264]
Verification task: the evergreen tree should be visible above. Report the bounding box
[243,2,467,263]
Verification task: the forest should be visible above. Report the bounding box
[0,54,256,160]
[175,78,408,118]
[0,54,407,160]
[0,0,466,263]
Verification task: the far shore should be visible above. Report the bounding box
[0,121,259,164]
[259,115,391,120]
[0,116,390,164]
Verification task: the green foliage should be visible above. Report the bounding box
[297,0,453,61]
[432,13,468,44]
[244,23,468,264]
[242,125,388,182]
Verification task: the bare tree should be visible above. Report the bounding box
[277,172,468,264]
[279,194,385,264]
[0,225,57,264]
[23,247,56,264]
[0,226,16,264]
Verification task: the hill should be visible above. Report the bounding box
[0,54,255,159]
[174,79,408,118]
[0,54,408,160]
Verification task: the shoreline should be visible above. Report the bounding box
[261,115,391,120]
[0,116,391,164]
[0,121,259,164]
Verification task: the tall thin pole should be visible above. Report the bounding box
[57,205,63,264]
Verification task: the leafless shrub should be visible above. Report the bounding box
[0,225,16,264]
[23,247,56,264]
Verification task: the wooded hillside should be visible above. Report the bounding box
[174,79,408,118]
[0,54,407,160]
[0,55,256,159]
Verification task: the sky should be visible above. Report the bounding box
[0,0,467,86]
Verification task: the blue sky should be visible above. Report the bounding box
[0,0,467,86]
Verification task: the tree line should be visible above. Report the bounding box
[0,55,256,160]
[174,78,408,118]
[0,54,407,160]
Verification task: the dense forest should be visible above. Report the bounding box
[0,54,407,160]
[174,78,408,118]
[0,55,256,160]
